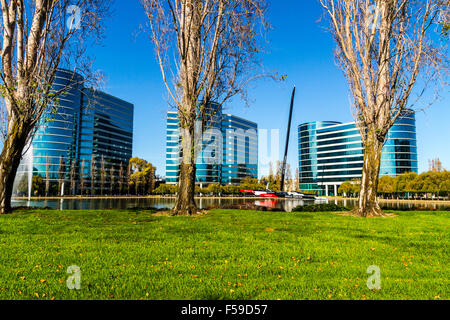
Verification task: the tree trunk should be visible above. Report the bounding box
[172,125,198,216]
[354,128,386,217]
[173,162,198,216]
[0,120,31,214]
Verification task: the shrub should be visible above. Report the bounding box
[154,184,178,195]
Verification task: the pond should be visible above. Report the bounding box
[11,197,449,212]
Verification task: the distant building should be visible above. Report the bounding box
[221,114,258,184]
[298,113,418,196]
[166,105,258,186]
[15,69,134,194]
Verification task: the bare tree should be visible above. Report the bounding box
[109,165,115,195]
[274,160,282,190]
[80,160,86,195]
[90,154,96,196]
[285,163,293,192]
[0,0,110,214]
[268,161,274,186]
[69,161,76,196]
[118,162,124,196]
[142,0,274,215]
[319,0,448,217]
[429,158,445,172]
[100,155,106,196]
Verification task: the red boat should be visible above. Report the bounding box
[240,189,317,200]
[239,189,255,194]
[240,189,280,198]
[259,192,279,198]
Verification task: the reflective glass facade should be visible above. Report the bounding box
[22,69,83,180]
[298,114,418,196]
[221,115,258,184]
[196,104,223,184]
[80,89,134,181]
[166,111,181,184]
[16,69,134,192]
[166,106,258,185]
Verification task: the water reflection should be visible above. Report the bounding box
[11,197,449,212]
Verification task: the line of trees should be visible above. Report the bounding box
[152,160,300,196]
[15,157,157,197]
[339,171,450,200]
[154,182,243,196]
[154,169,300,196]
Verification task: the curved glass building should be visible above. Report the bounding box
[298,113,418,196]
[380,115,418,176]
[80,89,134,180]
[20,69,83,180]
[15,69,134,195]
[221,114,258,185]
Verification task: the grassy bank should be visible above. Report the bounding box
[328,196,450,206]
[0,209,448,300]
[13,195,450,205]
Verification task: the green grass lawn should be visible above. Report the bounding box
[0,209,448,300]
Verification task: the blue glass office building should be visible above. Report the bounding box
[221,115,258,184]
[298,114,418,196]
[25,69,84,180]
[166,106,258,186]
[166,111,181,184]
[196,103,224,184]
[16,69,134,192]
[79,89,134,177]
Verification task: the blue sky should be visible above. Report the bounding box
[87,0,450,177]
